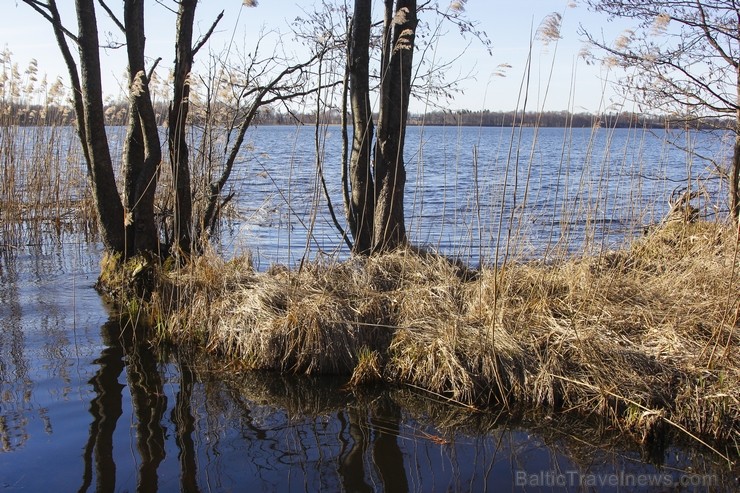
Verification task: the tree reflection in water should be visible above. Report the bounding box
[79,320,167,493]
[171,360,199,493]
[75,319,413,492]
[193,373,415,492]
[79,320,124,493]
[68,316,738,492]
[368,398,409,492]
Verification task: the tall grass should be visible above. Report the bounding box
[147,220,737,460]
[135,24,738,460]
[0,52,96,248]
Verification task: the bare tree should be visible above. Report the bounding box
[347,0,376,254]
[582,0,740,224]
[21,0,181,257]
[167,1,225,258]
[332,0,485,254]
[168,0,198,257]
[341,0,418,254]
[371,0,417,252]
[22,0,128,252]
[190,36,334,247]
[122,0,162,255]
[21,0,247,261]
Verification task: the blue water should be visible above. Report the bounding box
[220,125,730,268]
[0,126,736,491]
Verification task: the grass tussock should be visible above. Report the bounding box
[135,221,738,453]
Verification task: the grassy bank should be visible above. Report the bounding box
[110,220,739,460]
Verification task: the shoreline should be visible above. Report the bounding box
[104,220,740,463]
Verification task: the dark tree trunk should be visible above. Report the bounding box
[168,0,197,255]
[30,0,219,262]
[348,0,375,254]
[372,0,416,252]
[732,131,740,224]
[123,110,145,254]
[733,62,740,224]
[76,0,126,253]
[45,1,92,177]
[124,0,162,255]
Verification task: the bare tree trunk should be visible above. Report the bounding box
[196,57,319,246]
[124,0,161,255]
[348,0,375,254]
[168,0,197,256]
[372,0,416,252]
[733,63,740,224]
[123,109,145,254]
[76,0,126,253]
[732,131,740,224]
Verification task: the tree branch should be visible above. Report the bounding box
[695,0,737,68]
[147,56,162,80]
[22,0,79,44]
[97,0,125,33]
[192,10,224,57]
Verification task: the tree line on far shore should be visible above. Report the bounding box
[4,101,733,131]
[8,0,740,262]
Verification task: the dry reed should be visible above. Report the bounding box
[143,220,738,457]
[1,53,97,246]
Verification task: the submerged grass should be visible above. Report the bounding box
[133,220,739,458]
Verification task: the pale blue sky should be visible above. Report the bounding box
[2,0,636,112]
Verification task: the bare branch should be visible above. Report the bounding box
[695,0,738,68]
[147,56,162,81]
[584,0,740,223]
[97,0,125,33]
[192,10,224,57]
[22,0,79,44]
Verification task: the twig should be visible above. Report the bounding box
[550,373,733,465]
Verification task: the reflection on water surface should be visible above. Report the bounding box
[1,125,737,491]
[0,241,736,492]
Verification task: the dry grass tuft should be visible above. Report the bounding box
[158,259,396,375]
[143,221,738,453]
[349,347,384,386]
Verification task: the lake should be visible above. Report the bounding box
[0,125,737,491]
[220,125,730,268]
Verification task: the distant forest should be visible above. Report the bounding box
[298,109,734,130]
[3,102,733,130]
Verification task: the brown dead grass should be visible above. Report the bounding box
[137,220,738,455]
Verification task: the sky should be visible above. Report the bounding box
[1,0,639,113]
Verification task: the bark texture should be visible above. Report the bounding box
[76,0,126,253]
[168,0,197,255]
[348,0,375,254]
[372,0,416,252]
[346,0,416,254]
